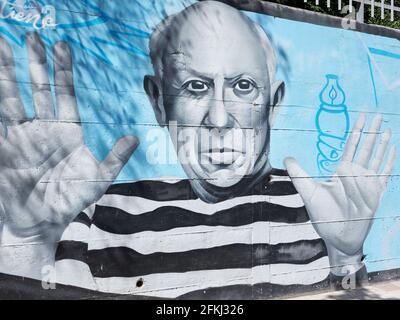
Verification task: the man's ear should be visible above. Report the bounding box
[268,80,285,127]
[144,75,166,126]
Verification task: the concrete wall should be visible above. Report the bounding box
[0,0,399,299]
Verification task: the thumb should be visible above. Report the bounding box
[60,136,139,217]
[283,157,316,203]
[98,135,139,181]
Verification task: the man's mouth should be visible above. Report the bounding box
[200,148,245,165]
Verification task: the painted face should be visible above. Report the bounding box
[145,1,284,191]
[146,4,282,190]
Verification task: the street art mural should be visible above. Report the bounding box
[0,0,399,299]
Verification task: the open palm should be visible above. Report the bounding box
[285,113,396,256]
[0,33,138,238]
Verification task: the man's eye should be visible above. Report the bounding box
[185,80,209,93]
[234,80,254,93]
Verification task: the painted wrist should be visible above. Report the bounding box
[326,244,365,276]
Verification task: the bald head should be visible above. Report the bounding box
[149,1,277,82]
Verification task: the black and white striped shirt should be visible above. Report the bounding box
[54,169,331,298]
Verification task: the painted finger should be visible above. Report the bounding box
[97,136,139,183]
[380,145,397,187]
[26,32,54,119]
[370,128,391,172]
[342,113,366,162]
[355,114,383,168]
[0,37,25,122]
[283,157,316,204]
[54,41,80,122]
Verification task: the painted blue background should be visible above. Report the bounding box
[1,0,400,273]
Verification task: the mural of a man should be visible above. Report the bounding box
[0,1,396,298]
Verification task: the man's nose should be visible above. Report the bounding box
[204,96,233,129]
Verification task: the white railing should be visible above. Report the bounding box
[303,0,400,22]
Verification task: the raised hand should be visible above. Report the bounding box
[0,33,139,239]
[284,113,396,257]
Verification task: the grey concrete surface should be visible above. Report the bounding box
[286,279,400,300]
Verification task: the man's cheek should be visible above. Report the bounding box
[175,127,199,165]
[225,102,264,129]
[168,99,209,125]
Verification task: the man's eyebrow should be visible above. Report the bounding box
[174,66,215,82]
[171,64,261,83]
[225,73,246,81]
[225,73,262,86]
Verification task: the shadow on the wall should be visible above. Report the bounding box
[324,287,388,300]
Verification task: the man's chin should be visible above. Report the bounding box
[191,156,255,187]
[206,172,243,187]
[180,152,256,188]
[199,167,249,188]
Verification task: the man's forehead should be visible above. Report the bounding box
[162,37,270,80]
[169,15,263,50]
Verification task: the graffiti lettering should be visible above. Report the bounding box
[0,0,56,30]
